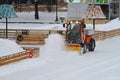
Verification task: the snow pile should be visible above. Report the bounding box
[41,34,79,60]
[44,34,65,53]
[87,18,120,31]
[105,18,120,30]
[0,38,24,57]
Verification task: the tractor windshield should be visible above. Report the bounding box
[67,23,80,34]
[66,23,81,43]
[68,24,80,33]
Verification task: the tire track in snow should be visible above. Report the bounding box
[16,53,120,80]
[34,55,120,80]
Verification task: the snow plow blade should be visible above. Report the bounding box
[66,44,81,51]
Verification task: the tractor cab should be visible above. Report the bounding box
[64,20,85,44]
[63,20,96,53]
[66,22,81,44]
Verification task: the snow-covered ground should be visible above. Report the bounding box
[0,38,24,57]
[0,12,120,31]
[0,34,120,80]
[0,12,67,30]
[0,12,120,80]
[87,18,120,31]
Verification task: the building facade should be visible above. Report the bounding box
[0,0,63,4]
[67,0,119,20]
[0,0,119,19]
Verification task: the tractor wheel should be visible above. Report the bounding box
[88,38,96,51]
[17,35,23,41]
[81,41,87,54]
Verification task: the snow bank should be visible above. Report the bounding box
[0,38,24,57]
[105,18,120,30]
[87,18,120,31]
[40,34,80,60]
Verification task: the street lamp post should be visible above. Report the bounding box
[119,0,120,20]
[55,0,58,21]
[108,0,111,20]
[0,5,17,39]
[34,0,39,19]
[6,18,8,38]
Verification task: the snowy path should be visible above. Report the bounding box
[0,35,120,80]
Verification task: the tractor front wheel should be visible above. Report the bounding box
[81,41,87,54]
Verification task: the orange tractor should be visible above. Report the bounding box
[63,20,96,53]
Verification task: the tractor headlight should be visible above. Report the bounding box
[75,21,79,24]
[70,21,73,24]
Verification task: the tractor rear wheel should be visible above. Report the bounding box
[88,38,96,51]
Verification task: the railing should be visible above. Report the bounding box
[93,28,120,40]
[0,29,65,39]
[0,48,39,66]
[0,51,29,66]
[1,28,120,41]
[16,34,48,45]
[85,19,109,24]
